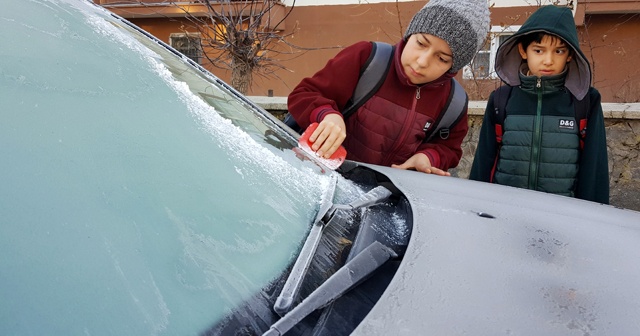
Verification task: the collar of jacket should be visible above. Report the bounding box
[518,63,568,94]
[394,39,457,88]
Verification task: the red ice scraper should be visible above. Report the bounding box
[297,123,346,170]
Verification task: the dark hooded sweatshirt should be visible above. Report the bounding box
[469,5,609,204]
[287,40,468,170]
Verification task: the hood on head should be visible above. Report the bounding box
[494,5,591,99]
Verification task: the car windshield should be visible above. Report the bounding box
[0,0,369,334]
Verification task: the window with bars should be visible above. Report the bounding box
[467,38,491,79]
[170,33,203,64]
[463,26,521,80]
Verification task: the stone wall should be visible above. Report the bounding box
[250,97,640,212]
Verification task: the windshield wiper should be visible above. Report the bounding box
[264,240,396,336]
[268,177,394,335]
[272,174,339,316]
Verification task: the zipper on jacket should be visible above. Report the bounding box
[528,78,543,190]
[382,94,419,165]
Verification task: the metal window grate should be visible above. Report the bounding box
[170,33,202,64]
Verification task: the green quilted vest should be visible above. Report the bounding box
[494,114,580,196]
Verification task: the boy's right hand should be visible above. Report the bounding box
[309,114,347,159]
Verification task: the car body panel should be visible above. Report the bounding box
[351,163,640,335]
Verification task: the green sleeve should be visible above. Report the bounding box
[469,92,499,182]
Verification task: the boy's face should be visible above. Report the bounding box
[401,34,453,85]
[518,34,573,77]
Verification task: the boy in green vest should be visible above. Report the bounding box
[469,5,609,204]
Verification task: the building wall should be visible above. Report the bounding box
[254,2,640,101]
[116,2,640,102]
[253,2,423,96]
[581,13,640,102]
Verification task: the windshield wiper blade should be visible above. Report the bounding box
[273,174,339,316]
[272,181,393,316]
[263,240,397,336]
[328,185,393,216]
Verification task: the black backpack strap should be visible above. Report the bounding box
[342,41,394,119]
[488,85,512,183]
[573,90,591,149]
[283,111,303,134]
[491,85,513,144]
[424,78,468,142]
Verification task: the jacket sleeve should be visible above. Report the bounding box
[286,41,373,130]
[415,102,469,171]
[469,92,499,182]
[575,88,610,204]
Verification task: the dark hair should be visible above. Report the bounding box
[518,32,574,56]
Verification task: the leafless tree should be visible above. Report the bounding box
[172,0,311,94]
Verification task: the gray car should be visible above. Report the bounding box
[2,1,640,335]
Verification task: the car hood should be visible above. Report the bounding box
[352,163,640,335]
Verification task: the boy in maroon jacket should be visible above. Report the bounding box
[287,0,490,175]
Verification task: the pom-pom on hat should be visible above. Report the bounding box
[404,0,491,72]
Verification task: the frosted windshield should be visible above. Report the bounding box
[0,0,360,335]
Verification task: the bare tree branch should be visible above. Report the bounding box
[143,0,337,94]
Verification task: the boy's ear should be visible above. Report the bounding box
[517,43,527,59]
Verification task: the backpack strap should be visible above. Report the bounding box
[424,78,468,142]
[574,91,591,150]
[285,41,393,134]
[489,85,513,182]
[283,110,303,134]
[342,41,394,119]
[491,85,513,144]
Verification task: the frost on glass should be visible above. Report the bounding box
[0,0,365,335]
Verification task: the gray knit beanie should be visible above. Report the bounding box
[404,0,490,72]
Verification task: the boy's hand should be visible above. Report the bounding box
[392,153,451,176]
[310,114,347,159]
